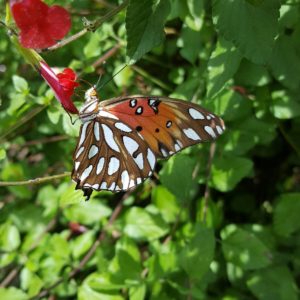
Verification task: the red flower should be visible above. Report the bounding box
[40,62,79,114]
[11,0,71,49]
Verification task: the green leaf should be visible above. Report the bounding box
[123,207,169,241]
[221,225,272,270]
[212,0,280,64]
[271,90,300,119]
[247,265,298,300]
[273,193,300,237]
[211,155,253,192]
[71,231,95,259]
[160,154,198,201]
[207,38,242,99]
[64,201,112,226]
[109,237,142,283]
[0,222,21,251]
[180,224,215,280]
[185,0,204,31]
[0,288,28,300]
[151,185,180,223]
[235,59,271,87]
[126,0,170,63]
[269,35,300,90]
[12,75,29,93]
[129,284,146,300]
[178,26,202,63]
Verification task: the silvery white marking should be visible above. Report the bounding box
[206,115,212,120]
[216,125,223,135]
[210,114,215,118]
[88,145,99,159]
[129,179,135,188]
[92,184,99,189]
[136,107,143,114]
[169,151,174,155]
[75,161,80,170]
[108,157,120,175]
[101,124,120,152]
[130,99,137,107]
[94,122,100,141]
[123,136,139,155]
[134,153,144,170]
[85,102,97,113]
[147,148,156,170]
[81,165,93,181]
[76,146,85,159]
[98,110,119,120]
[189,108,205,120]
[176,139,183,148]
[96,157,105,175]
[161,148,168,157]
[174,144,181,152]
[100,182,107,189]
[136,177,142,184]
[83,183,92,187]
[115,122,132,132]
[79,121,90,147]
[115,185,121,191]
[183,128,201,141]
[121,170,130,189]
[149,99,156,106]
[109,182,116,190]
[148,171,153,176]
[204,126,216,138]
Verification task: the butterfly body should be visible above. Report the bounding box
[72,87,225,199]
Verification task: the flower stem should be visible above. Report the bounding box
[43,0,129,52]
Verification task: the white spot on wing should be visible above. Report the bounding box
[176,140,183,148]
[98,110,119,120]
[108,157,120,175]
[80,165,93,182]
[123,136,139,155]
[134,153,144,170]
[79,121,90,147]
[136,177,142,184]
[115,122,132,132]
[121,170,130,189]
[76,146,85,159]
[94,122,100,141]
[161,148,168,157]
[101,124,120,152]
[183,128,201,141]
[75,161,80,170]
[189,108,205,120]
[88,145,98,159]
[216,125,223,135]
[174,144,181,152]
[204,126,216,138]
[96,157,105,175]
[100,182,107,189]
[147,148,156,170]
[108,182,116,191]
[92,184,99,189]
[129,179,135,188]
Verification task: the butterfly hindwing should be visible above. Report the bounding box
[72,117,156,194]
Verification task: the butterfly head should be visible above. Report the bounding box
[79,86,100,122]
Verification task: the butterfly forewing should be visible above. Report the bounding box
[72,89,225,199]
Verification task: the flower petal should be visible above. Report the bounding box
[46,5,71,40]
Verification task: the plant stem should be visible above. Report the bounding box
[0,172,70,187]
[43,0,129,52]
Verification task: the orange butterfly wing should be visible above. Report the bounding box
[100,96,225,158]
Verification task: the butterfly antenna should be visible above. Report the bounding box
[79,78,93,87]
[97,64,128,91]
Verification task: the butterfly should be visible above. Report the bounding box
[72,87,225,200]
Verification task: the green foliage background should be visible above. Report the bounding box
[0,0,300,299]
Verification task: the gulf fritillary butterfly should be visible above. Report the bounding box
[72,87,225,200]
